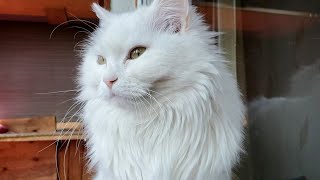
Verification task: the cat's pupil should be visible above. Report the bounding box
[129,47,146,60]
[97,55,106,65]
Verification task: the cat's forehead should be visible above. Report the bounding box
[98,9,152,48]
[94,13,154,56]
[111,8,151,33]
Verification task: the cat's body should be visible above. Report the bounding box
[77,0,245,179]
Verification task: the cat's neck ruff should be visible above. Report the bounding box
[83,70,242,180]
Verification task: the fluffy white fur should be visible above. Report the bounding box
[77,0,245,179]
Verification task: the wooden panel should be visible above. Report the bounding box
[46,8,68,25]
[0,118,88,179]
[103,0,111,10]
[0,116,56,133]
[0,0,99,20]
[0,119,84,142]
[0,141,57,180]
[56,122,83,132]
[58,140,91,180]
[82,164,92,180]
[0,132,83,142]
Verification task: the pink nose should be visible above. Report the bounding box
[105,78,118,88]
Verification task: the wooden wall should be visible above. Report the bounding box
[0,141,57,180]
[0,140,90,180]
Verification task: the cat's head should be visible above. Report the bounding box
[77,0,215,107]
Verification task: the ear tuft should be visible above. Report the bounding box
[92,3,110,20]
[151,0,190,33]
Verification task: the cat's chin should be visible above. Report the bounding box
[107,94,135,109]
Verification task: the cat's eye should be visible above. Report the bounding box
[97,55,106,65]
[129,47,146,60]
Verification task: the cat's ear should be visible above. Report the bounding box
[151,0,190,33]
[92,3,112,21]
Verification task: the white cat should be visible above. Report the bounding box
[77,0,245,179]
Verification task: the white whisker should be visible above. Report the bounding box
[59,104,84,148]
[74,30,89,40]
[38,101,82,154]
[66,11,98,30]
[50,19,93,39]
[57,98,76,105]
[148,89,174,105]
[133,96,144,125]
[35,89,78,95]
[63,139,71,180]
[64,26,91,33]
[74,39,88,51]
[140,94,160,118]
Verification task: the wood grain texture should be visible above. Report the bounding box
[0,117,85,142]
[0,0,99,20]
[46,8,68,25]
[0,116,56,133]
[0,132,84,142]
[103,0,111,10]
[56,122,83,132]
[58,140,91,180]
[0,141,57,180]
[82,164,92,180]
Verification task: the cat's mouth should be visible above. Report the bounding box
[107,93,128,106]
[108,89,135,101]
[109,91,125,101]
[104,78,168,106]
[107,92,144,109]
[110,91,117,98]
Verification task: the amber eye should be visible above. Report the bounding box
[129,47,146,60]
[97,55,106,65]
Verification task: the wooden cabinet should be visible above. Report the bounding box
[0,116,89,180]
[0,0,111,24]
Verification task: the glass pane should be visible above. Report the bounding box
[243,1,320,180]
[195,0,320,179]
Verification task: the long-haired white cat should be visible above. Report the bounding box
[77,0,245,179]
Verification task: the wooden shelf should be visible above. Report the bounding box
[0,132,83,142]
[0,116,89,179]
[0,116,84,142]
